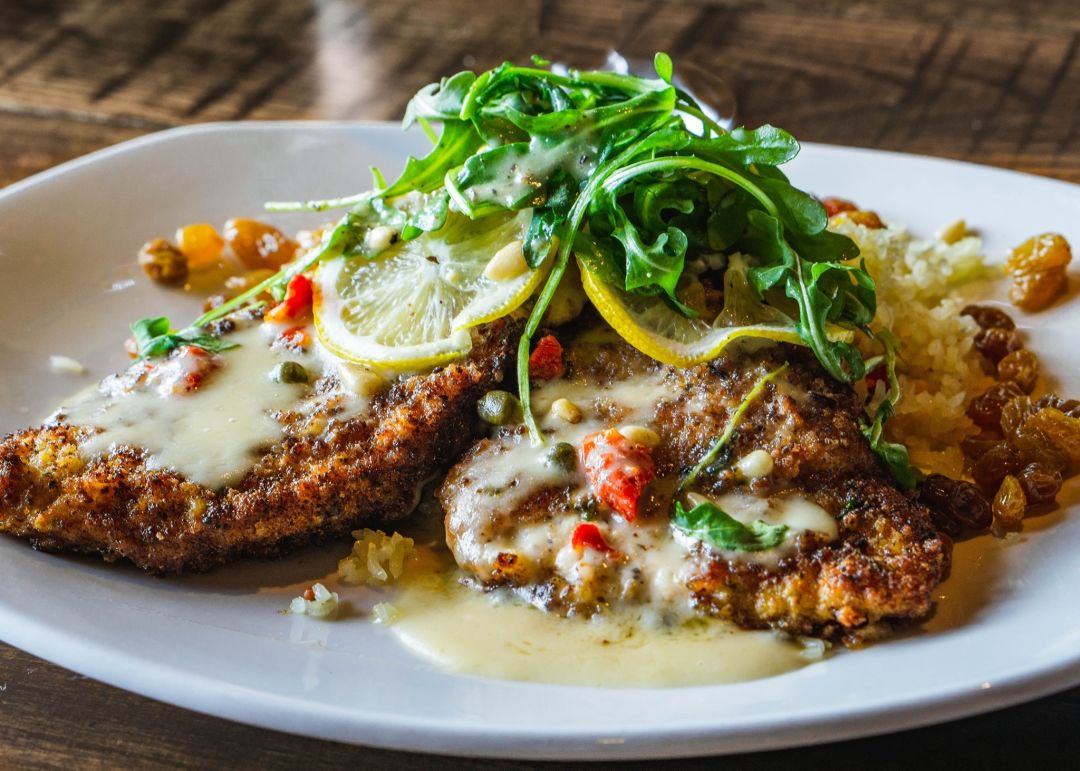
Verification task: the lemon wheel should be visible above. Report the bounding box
[314,210,549,368]
[578,255,853,368]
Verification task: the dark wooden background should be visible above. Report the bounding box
[1,0,1078,767]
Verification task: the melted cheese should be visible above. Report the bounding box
[55,322,369,489]
[389,572,816,687]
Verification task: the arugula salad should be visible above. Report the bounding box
[153,52,914,489]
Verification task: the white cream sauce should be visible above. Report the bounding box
[55,321,370,489]
[443,352,842,630]
[389,572,818,687]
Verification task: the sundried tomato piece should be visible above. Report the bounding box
[580,429,656,522]
[528,334,565,380]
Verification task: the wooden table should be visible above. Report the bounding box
[2,1,1078,766]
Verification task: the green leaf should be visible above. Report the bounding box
[403,71,477,127]
[129,317,239,360]
[688,125,801,168]
[741,210,866,382]
[654,52,674,83]
[131,317,170,350]
[379,120,483,199]
[672,500,788,551]
[449,87,678,218]
[860,328,921,490]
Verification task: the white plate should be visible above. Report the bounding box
[1,123,1079,760]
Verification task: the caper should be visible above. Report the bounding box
[477,390,517,425]
[273,360,309,384]
[545,442,577,472]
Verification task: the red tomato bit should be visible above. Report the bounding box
[571,523,618,556]
[528,334,565,380]
[580,429,656,522]
[821,197,858,218]
[265,274,313,323]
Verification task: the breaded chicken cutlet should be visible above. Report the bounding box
[439,324,952,644]
[0,316,518,574]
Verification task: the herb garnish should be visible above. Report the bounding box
[130,317,238,360]
[860,329,921,489]
[672,499,788,551]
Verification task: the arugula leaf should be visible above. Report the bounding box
[672,500,788,551]
[613,208,688,304]
[687,125,801,167]
[378,120,483,199]
[653,52,674,83]
[130,317,238,360]
[860,328,921,489]
[403,71,478,127]
[741,210,867,381]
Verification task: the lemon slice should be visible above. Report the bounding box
[579,254,853,368]
[314,210,548,368]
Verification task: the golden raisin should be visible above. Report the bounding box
[224,218,298,270]
[1004,233,1072,312]
[1011,424,1068,472]
[967,381,1024,430]
[1017,463,1062,505]
[991,474,1026,537]
[138,238,188,284]
[961,304,1015,331]
[1005,233,1072,276]
[997,349,1039,393]
[1026,408,1080,468]
[847,210,885,229]
[1000,396,1034,439]
[176,223,225,269]
[973,327,1022,364]
[1009,268,1067,312]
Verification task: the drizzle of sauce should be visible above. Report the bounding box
[388,570,818,687]
[55,322,369,489]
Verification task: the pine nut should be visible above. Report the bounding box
[736,449,774,479]
[484,239,528,281]
[618,424,660,448]
[550,398,583,424]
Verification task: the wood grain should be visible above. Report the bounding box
[1,0,1079,767]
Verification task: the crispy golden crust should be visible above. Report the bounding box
[439,335,951,644]
[0,322,517,574]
